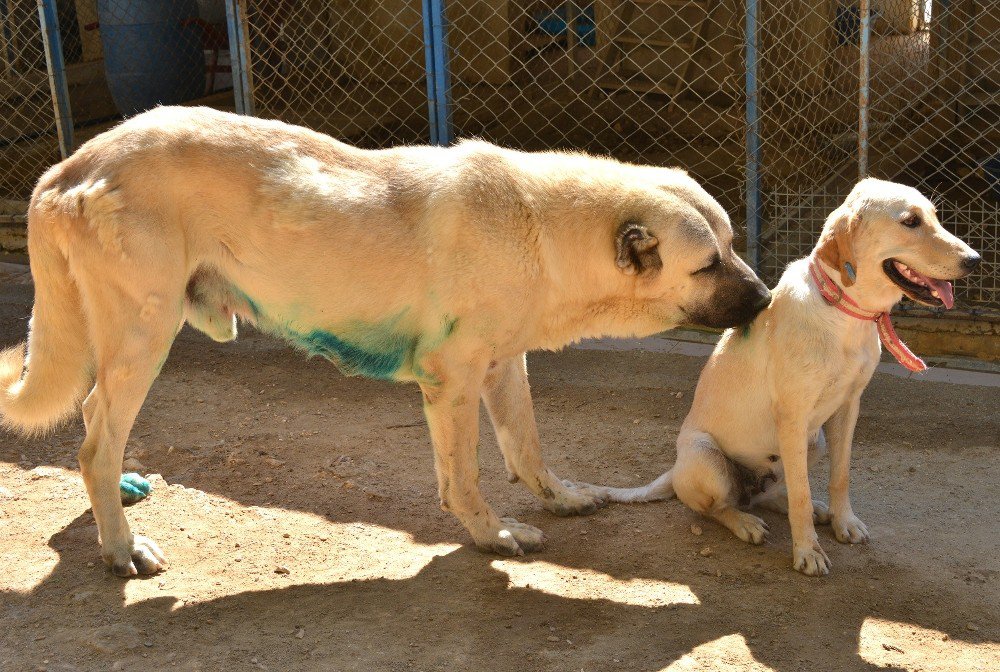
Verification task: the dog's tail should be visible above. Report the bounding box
[596,469,676,504]
[0,182,93,435]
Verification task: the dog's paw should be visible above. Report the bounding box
[545,481,609,516]
[792,541,831,577]
[104,535,169,577]
[732,512,769,545]
[832,513,869,544]
[475,518,546,556]
[813,500,832,525]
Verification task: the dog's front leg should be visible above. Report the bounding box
[421,358,545,556]
[777,416,831,576]
[825,395,870,544]
[481,355,607,516]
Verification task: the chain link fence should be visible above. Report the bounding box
[1,2,58,216]
[2,0,998,318]
[243,0,430,147]
[446,0,747,214]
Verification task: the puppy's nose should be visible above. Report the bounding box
[962,253,982,272]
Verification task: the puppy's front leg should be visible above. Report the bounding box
[777,417,831,576]
[825,395,869,544]
[421,359,545,556]
[482,355,607,516]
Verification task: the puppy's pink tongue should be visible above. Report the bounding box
[924,276,955,309]
[932,279,954,309]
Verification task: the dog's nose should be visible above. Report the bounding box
[962,253,982,272]
[752,289,772,314]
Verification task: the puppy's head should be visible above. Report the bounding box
[815,178,980,310]
[614,171,771,329]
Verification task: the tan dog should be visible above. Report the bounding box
[0,106,770,576]
[584,179,980,576]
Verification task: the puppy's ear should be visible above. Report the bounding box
[615,220,662,277]
[816,207,860,286]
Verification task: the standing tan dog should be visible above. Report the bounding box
[0,106,770,576]
[583,179,980,576]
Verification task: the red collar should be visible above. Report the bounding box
[808,257,927,372]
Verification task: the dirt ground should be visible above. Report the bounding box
[0,274,998,672]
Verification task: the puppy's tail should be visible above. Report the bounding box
[0,186,92,435]
[599,469,675,504]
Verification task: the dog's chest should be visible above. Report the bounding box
[811,338,878,427]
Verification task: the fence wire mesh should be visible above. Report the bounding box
[243,0,430,147]
[1,2,57,209]
[445,0,747,212]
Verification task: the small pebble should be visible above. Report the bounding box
[274,565,290,575]
[699,547,712,557]
[546,635,560,642]
[967,623,979,632]
[295,628,305,639]
[690,524,703,536]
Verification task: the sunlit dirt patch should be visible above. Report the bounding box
[661,634,775,671]
[492,559,699,607]
[859,617,1000,671]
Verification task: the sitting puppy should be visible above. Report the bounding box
[585,179,981,576]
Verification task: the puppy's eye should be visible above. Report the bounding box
[901,214,921,228]
[693,254,721,275]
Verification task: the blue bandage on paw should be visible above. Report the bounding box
[119,472,152,505]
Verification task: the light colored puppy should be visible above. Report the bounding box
[0,106,770,576]
[586,178,980,576]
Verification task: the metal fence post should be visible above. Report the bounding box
[422,0,453,145]
[37,0,73,158]
[858,0,870,179]
[225,0,255,116]
[744,0,761,270]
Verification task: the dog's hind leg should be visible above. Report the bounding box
[72,253,185,576]
[481,355,608,516]
[672,431,770,545]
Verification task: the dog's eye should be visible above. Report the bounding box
[901,214,921,228]
[693,254,721,275]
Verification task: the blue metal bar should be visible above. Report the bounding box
[37,0,73,158]
[859,0,870,178]
[421,0,439,145]
[225,0,255,115]
[744,0,761,270]
[423,0,453,145]
[431,0,453,145]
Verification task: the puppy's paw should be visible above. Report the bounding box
[545,481,608,516]
[732,512,769,545]
[104,535,168,577]
[832,514,870,544]
[792,541,831,577]
[813,500,832,525]
[474,518,546,556]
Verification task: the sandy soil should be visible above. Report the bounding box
[0,278,998,672]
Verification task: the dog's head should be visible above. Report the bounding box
[815,178,981,310]
[614,171,771,329]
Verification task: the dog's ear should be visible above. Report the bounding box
[816,207,860,286]
[615,220,662,277]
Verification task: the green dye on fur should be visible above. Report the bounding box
[233,289,448,381]
[119,473,151,505]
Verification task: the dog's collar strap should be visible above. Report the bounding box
[808,257,927,372]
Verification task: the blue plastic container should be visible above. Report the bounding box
[97,0,204,116]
